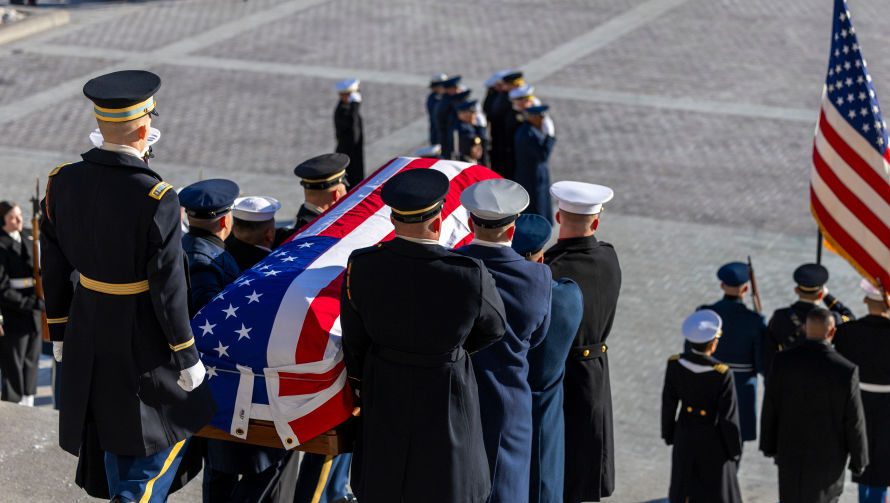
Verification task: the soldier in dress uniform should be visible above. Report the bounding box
[226,196,281,271]
[334,79,364,186]
[834,280,890,503]
[449,100,489,165]
[763,263,854,377]
[512,214,584,503]
[180,180,285,503]
[761,307,868,503]
[662,310,742,503]
[456,180,553,503]
[427,73,449,147]
[40,70,215,501]
[341,169,507,503]
[432,75,462,151]
[439,87,472,157]
[482,70,509,121]
[692,262,766,444]
[544,181,621,503]
[274,153,350,248]
[514,104,556,224]
[0,201,44,406]
[488,71,525,173]
[496,84,537,181]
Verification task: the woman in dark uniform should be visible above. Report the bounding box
[0,201,43,405]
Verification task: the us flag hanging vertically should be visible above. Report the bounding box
[811,0,890,287]
[191,157,497,448]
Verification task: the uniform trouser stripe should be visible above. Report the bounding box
[105,438,188,503]
[140,439,186,503]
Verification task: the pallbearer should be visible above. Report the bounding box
[662,310,742,503]
[457,180,553,503]
[275,153,350,247]
[513,214,584,503]
[693,262,765,444]
[834,280,890,503]
[226,196,281,270]
[334,79,364,186]
[40,70,215,501]
[545,181,620,503]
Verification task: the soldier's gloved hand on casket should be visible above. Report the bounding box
[52,341,63,363]
[177,361,207,392]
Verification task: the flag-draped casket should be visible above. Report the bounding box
[193,157,498,448]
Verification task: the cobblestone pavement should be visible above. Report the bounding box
[3,0,889,500]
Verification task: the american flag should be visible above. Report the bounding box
[811,0,890,287]
[192,157,498,447]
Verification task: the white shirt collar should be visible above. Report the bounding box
[470,238,512,248]
[303,202,324,215]
[7,230,21,243]
[397,235,441,246]
[100,142,145,159]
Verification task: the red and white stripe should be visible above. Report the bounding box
[264,157,498,445]
[811,94,890,287]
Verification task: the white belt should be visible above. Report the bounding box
[728,363,754,372]
[8,278,34,289]
[860,382,890,393]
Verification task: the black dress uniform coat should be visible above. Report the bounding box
[0,229,42,401]
[487,93,511,174]
[273,204,320,249]
[497,109,525,181]
[761,340,868,503]
[341,238,507,503]
[764,297,853,378]
[545,235,621,503]
[334,101,364,186]
[39,148,215,459]
[835,315,890,487]
[225,235,271,272]
[661,352,742,503]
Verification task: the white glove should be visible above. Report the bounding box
[177,362,206,392]
[542,116,556,137]
[52,341,63,363]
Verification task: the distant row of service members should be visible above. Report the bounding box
[662,260,890,503]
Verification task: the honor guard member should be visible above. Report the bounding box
[662,310,742,503]
[439,87,472,157]
[692,262,766,443]
[513,214,584,503]
[450,100,489,165]
[763,263,854,377]
[0,201,44,406]
[761,307,868,503]
[40,70,215,501]
[456,180,553,503]
[545,181,621,503]
[514,104,556,224]
[180,180,286,503]
[341,169,507,503]
[482,70,510,119]
[274,153,350,248]
[834,280,890,503]
[226,196,281,271]
[427,73,449,146]
[334,79,364,186]
[489,71,525,173]
[433,75,464,154]
[496,84,537,181]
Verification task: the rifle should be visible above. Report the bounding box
[452,129,460,161]
[31,177,50,342]
[747,255,763,314]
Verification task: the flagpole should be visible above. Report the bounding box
[816,230,823,265]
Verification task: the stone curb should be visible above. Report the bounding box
[0,7,70,46]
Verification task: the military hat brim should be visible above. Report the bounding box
[83,70,161,122]
[512,214,552,256]
[295,153,351,190]
[717,262,750,287]
[179,178,240,219]
[794,263,830,292]
[382,169,449,223]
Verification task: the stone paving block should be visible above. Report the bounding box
[198,0,646,78]
[542,0,890,111]
[0,52,112,107]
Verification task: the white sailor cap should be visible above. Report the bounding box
[550,181,614,215]
[682,309,723,344]
[233,196,281,222]
[861,278,886,301]
[460,179,529,228]
[508,85,535,100]
[335,79,360,94]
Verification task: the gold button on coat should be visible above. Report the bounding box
[582,349,591,357]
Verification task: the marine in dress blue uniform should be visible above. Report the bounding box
[334,79,364,186]
[180,180,286,503]
[834,280,890,503]
[514,104,556,223]
[456,180,553,503]
[40,71,215,502]
[692,262,765,442]
[341,169,507,503]
[274,154,350,248]
[513,214,584,503]
[662,310,742,503]
[427,73,449,146]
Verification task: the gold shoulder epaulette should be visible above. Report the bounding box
[668,354,680,362]
[714,363,729,374]
[148,181,174,200]
[49,162,73,177]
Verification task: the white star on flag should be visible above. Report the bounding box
[223,304,239,319]
[264,270,280,277]
[237,278,253,288]
[206,366,218,379]
[235,324,253,340]
[214,341,230,358]
[246,291,263,304]
[200,319,216,336]
[298,242,314,249]
[281,256,297,263]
